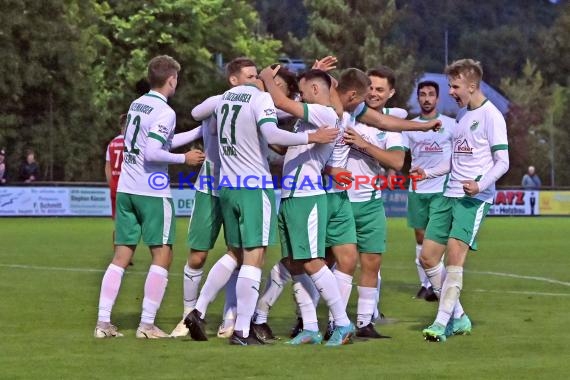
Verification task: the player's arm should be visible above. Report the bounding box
[260,122,337,145]
[258,66,306,119]
[171,126,203,149]
[269,144,288,155]
[359,107,440,132]
[411,158,451,181]
[191,95,223,121]
[147,111,205,166]
[343,127,404,170]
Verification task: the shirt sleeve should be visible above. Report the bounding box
[171,126,203,149]
[260,123,309,145]
[488,110,509,153]
[105,144,111,161]
[400,132,410,150]
[145,137,185,164]
[384,107,408,119]
[385,131,405,151]
[253,92,279,129]
[304,103,339,128]
[191,95,223,121]
[148,109,176,146]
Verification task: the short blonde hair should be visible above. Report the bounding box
[148,55,181,88]
[445,59,483,87]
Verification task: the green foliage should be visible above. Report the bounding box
[501,61,570,186]
[292,0,418,106]
[0,0,281,181]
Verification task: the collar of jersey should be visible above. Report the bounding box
[467,98,488,111]
[144,90,168,103]
[419,113,440,121]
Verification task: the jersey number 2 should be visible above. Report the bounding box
[124,114,141,154]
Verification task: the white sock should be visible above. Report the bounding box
[194,253,237,318]
[416,244,431,288]
[97,263,124,323]
[141,265,169,325]
[372,272,382,321]
[435,266,463,326]
[254,261,291,324]
[357,286,377,328]
[311,266,350,327]
[235,265,262,338]
[453,300,465,319]
[222,269,239,325]
[425,262,445,297]
[329,270,353,322]
[292,274,319,331]
[183,264,203,313]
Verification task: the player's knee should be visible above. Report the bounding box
[189,250,208,269]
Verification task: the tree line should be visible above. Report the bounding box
[1,0,568,186]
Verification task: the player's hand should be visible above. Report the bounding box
[259,65,280,83]
[409,167,427,181]
[343,127,368,149]
[308,126,338,144]
[421,119,442,132]
[312,56,338,72]
[462,180,480,196]
[184,149,205,166]
[331,168,354,184]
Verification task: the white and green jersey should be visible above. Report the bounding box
[118,91,176,197]
[216,84,277,188]
[324,105,363,193]
[347,123,405,202]
[196,116,220,196]
[445,99,508,203]
[281,103,338,198]
[402,113,455,193]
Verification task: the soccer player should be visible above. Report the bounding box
[184,62,338,345]
[360,66,409,323]
[402,80,455,301]
[94,55,205,339]
[105,114,126,250]
[257,67,356,346]
[335,66,407,338]
[343,118,405,338]
[415,59,509,342]
[170,58,257,338]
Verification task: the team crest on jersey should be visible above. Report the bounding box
[264,108,276,117]
[470,120,479,131]
[421,141,443,153]
[438,127,445,133]
[454,138,473,154]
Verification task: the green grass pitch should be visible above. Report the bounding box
[1,217,569,379]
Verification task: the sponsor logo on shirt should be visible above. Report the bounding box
[420,141,443,153]
[454,138,473,154]
[158,125,169,135]
[264,108,276,117]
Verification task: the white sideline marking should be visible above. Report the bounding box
[0,264,176,277]
[1,263,569,295]
[471,289,570,297]
[467,270,570,288]
[383,264,570,287]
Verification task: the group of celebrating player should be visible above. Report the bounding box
[95,53,509,345]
